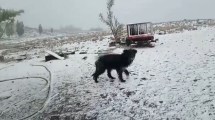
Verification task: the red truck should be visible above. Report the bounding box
[125,22,158,47]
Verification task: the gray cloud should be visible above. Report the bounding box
[0,0,214,29]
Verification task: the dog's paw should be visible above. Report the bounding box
[120,80,126,82]
[110,79,114,82]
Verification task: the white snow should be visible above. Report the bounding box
[0,27,215,120]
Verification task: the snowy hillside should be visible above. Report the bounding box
[154,19,215,34]
[0,27,215,120]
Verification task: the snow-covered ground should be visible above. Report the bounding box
[0,27,215,120]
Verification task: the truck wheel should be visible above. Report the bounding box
[126,39,131,46]
[137,41,144,46]
[148,42,155,47]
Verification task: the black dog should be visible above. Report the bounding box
[92,49,137,83]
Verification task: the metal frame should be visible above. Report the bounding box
[127,22,153,36]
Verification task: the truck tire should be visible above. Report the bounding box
[126,38,131,46]
[148,41,155,47]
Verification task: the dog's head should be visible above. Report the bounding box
[122,49,137,62]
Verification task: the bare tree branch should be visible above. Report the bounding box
[99,0,123,42]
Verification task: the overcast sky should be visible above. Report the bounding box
[0,0,214,29]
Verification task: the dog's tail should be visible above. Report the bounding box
[91,60,100,77]
[90,64,95,76]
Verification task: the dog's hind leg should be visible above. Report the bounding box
[116,69,126,82]
[107,69,115,79]
[92,61,106,83]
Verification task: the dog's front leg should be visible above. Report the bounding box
[116,69,126,82]
[123,69,130,76]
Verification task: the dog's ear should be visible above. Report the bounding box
[133,49,137,54]
[123,49,129,54]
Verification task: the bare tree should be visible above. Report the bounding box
[50,28,53,33]
[38,24,43,35]
[5,20,15,38]
[16,21,24,36]
[99,0,123,43]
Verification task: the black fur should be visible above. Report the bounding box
[92,49,137,83]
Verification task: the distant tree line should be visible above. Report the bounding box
[0,7,49,38]
[0,7,24,38]
[89,27,103,32]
